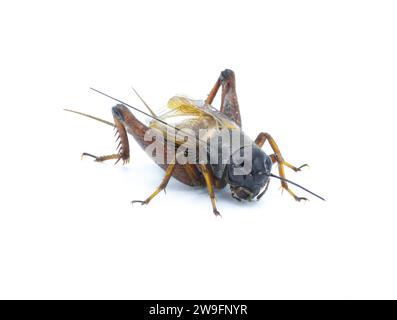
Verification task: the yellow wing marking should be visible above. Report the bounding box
[149,96,238,148]
[165,96,238,128]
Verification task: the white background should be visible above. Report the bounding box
[1,0,396,299]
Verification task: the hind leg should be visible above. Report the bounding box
[205,69,242,126]
[82,105,130,165]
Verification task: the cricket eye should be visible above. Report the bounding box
[264,156,272,172]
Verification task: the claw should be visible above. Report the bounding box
[213,209,222,217]
[297,163,309,171]
[295,196,308,202]
[131,200,148,206]
[81,152,98,161]
[284,161,309,172]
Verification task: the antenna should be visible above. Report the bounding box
[90,87,207,145]
[269,173,326,201]
[131,86,157,117]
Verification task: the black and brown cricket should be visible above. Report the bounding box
[65,69,325,216]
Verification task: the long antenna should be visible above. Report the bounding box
[90,87,206,145]
[131,86,157,117]
[90,87,170,127]
[270,173,326,201]
[64,108,114,127]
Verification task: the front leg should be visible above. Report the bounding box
[255,132,308,201]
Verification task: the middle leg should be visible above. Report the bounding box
[199,164,221,216]
[131,163,176,205]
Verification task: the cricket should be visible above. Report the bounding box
[65,69,325,216]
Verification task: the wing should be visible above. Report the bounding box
[149,96,239,146]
